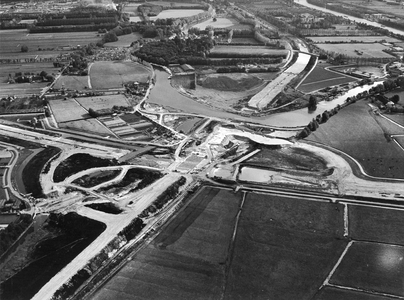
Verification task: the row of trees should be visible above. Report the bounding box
[298,76,404,139]
[139,176,186,218]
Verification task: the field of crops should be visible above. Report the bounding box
[225,193,346,300]
[89,61,151,90]
[307,36,401,43]
[48,99,89,123]
[298,65,357,93]
[316,43,394,58]
[0,29,100,59]
[75,94,131,111]
[91,186,241,300]
[307,100,404,178]
[331,241,404,297]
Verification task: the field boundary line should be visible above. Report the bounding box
[343,203,348,237]
[321,240,353,288]
[340,201,404,211]
[326,283,404,299]
[380,113,404,130]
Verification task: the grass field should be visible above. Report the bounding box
[75,94,131,111]
[316,43,394,59]
[210,45,288,56]
[104,32,142,48]
[53,61,151,91]
[348,205,404,245]
[307,36,401,43]
[53,75,89,90]
[298,65,357,93]
[92,186,242,300]
[330,241,404,297]
[48,99,89,123]
[0,29,100,59]
[58,119,111,135]
[89,61,151,90]
[224,193,346,300]
[307,100,404,178]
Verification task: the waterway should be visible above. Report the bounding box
[147,69,381,128]
[295,0,404,36]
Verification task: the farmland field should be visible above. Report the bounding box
[48,99,89,123]
[224,193,346,300]
[0,29,100,59]
[75,94,131,111]
[330,241,404,297]
[89,61,151,90]
[307,100,404,178]
[348,205,404,245]
[91,188,350,300]
[298,65,357,93]
[58,119,112,135]
[315,43,394,58]
[307,36,401,43]
[150,9,204,20]
[91,186,242,300]
[104,32,142,48]
[53,75,89,90]
[210,45,288,56]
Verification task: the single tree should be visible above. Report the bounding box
[308,95,317,111]
[21,45,28,52]
[390,94,400,104]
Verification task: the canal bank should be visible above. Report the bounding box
[146,69,382,129]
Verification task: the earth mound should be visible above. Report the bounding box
[200,74,263,92]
